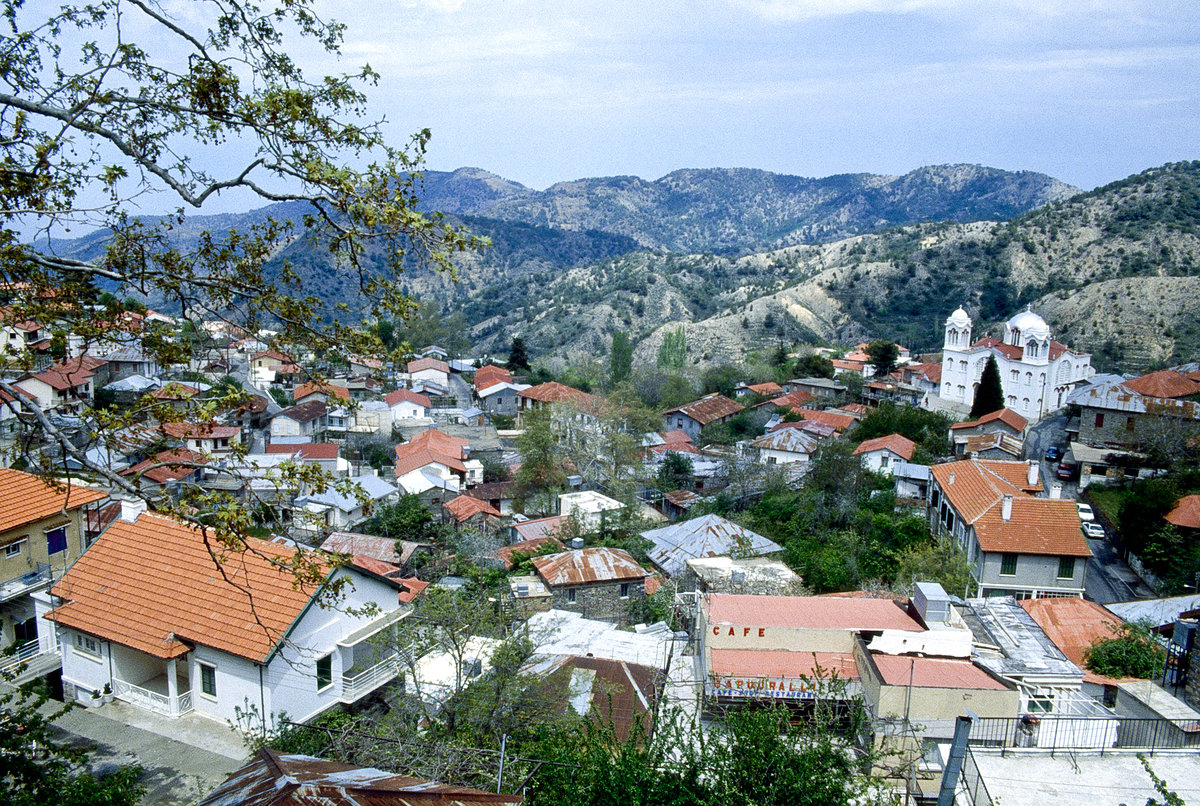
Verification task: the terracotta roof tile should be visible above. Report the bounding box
[0,468,107,534]
[664,393,744,425]
[742,382,783,396]
[443,494,502,523]
[394,429,469,477]
[161,421,241,440]
[518,381,597,408]
[47,513,326,661]
[407,357,450,374]
[293,381,350,403]
[853,433,917,460]
[474,365,512,391]
[759,390,816,410]
[950,408,1028,433]
[973,496,1092,557]
[385,388,432,408]
[931,458,1044,522]
[122,448,208,484]
[705,593,924,631]
[264,442,340,460]
[1165,494,1200,530]
[797,409,856,432]
[1124,369,1200,399]
[532,547,649,586]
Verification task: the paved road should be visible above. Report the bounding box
[50,703,245,806]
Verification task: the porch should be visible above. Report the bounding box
[113,669,194,717]
[336,607,412,703]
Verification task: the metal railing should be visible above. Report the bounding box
[969,716,1200,754]
[341,652,403,702]
[113,677,194,717]
[0,639,43,673]
[960,746,995,806]
[0,563,51,602]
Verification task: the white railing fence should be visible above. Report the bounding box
[113,677,194,716]
[0,639,42,673]
[341,652,402,702]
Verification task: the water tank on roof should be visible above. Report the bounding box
[914,581,951,623]
[568,537,585,550]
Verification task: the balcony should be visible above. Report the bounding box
[113,674,194,717]
[0,563,51,603]
[341,651,405,703]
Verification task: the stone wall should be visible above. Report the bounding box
[549,578,645,624]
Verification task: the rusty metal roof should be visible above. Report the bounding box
[532,546,650,586]
[663,393,744,425]
[641,514,781,577]
[198,748,522,805]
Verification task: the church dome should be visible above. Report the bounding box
[1006,309,1050,341]
[945,307,971,328]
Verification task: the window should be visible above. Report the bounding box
[619,583,630,599]
[1027,696,1053,713]
[73,633,100,657]
[1010,370,1019,382]
[200,663,217,697]
[45,526,67,555]
[1095,412,1105,428]
[316,654,332,691]
[1125,416,1135,432]
[1000,554,1018,576]
[567,588,577,604]
[4,538,25,558]
[1057,557,1076,580]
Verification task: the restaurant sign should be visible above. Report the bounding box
[707,675,818,700]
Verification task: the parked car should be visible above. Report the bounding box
[1056,462,1078,480]
[1044,446,1063,462]
[1077,503,1095,521]
[1081,522,1105,539]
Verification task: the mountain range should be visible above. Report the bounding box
[48,161,1200,373]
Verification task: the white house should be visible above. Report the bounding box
[851,433,917,476]
[749,424,820,465]
[45,511,412,727]
[406,357,450,388]
[938,307,1093,423]
[270,400,327,442]
[385,388,431,421]
[558,490,625,531]
[294,474,399,535]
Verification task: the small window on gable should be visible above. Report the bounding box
[1057,557,1076,580]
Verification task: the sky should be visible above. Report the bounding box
[304,0,1200,193]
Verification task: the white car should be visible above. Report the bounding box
[1077,503,1095,522]
[1081,522,1105,539]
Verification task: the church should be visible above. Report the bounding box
[938,307,1093,424]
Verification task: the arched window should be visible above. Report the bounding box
[1056,363,1069,383]
[1010,370,1019,382]
[958,385,966,400]
[1022,397,1030,410]
[1025,372,1033,385]
[1026,340,1038,358]
[959,360,967,372]
[1007,395,1016,406]
[948,328,957,346]
[1039,372,1046,384]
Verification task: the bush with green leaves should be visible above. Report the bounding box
[1084,622,1166,680]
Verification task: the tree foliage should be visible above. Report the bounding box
[853,401,954,460]
[508,336,531,373]
[865,340,899,378]
[970,354,1005,418]
[609,331,632,387]
[656,326,687,369]
[1084,622,1166,680]
[793,352,835,379]
[515,407,566,515]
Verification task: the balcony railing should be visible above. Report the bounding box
[341,651,403,703]
[0,563,51,603]
[0,639,44,674]
[113,677,194,717]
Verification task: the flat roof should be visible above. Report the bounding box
[870,654,1008,690]
[706,594,924,632]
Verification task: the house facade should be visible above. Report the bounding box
[46,511,411,726]
[531,547,650,623]
[852,433,917,476]
[661,394,744,441]
[928,458,1092,598]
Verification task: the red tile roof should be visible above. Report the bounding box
[932,459,1090,557]
[385,388,432,409]
[397,576,431,604]
[394,429,470,477]
[1165,494,1200,530]
[705,594,924,631]
[407,356,450,374]
[950,408,1029,433]
[870,654,1008,690]
[264,442,340,460]
[761,390,816,410]
[161,421,241,440]
[853,433,917,461]
[293,381,350,403]
[1019,597,1133,685]
[973,336,1023,361]
[797,409,856,433]
[532,547,649,586]
[47,513,328,661]
[30,356,100,390]
[664,393,744,425]
[743,382,783,396]
[123,448,208,484]
[1124,369,1200,399]
[474,364,513,392]
[518,381,596,408]
[0,468,107,535]
[251,349,292,363]
[443,494,502,523]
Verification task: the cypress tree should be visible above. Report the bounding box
[970,354,1005,418]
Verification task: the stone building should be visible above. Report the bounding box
[530,547,651,624]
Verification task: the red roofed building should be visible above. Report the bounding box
[443,494,502,525]
[123,448,209,491]
[474,364,513,392]
[384,388,431,420]
[949,408,1028,456]
[47,511,414,724]
[795,408,856,434]
[853,433,917,474]
[757,389,816,413]
[517,381,598,415]
[1165,494,1200,531]
[1020,597,1136,687]
[662,393,744,441]
[15,356,103,413]
[531,547,650,623]
[393,428,482,488]
[929,458,1091,598]
[161,420,242,458]
[1123,369,1200,400]
[938,307,1093,424]
[293,381,351,405]
[406,356,450,387]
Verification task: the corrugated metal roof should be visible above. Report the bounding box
[641,514,781,577]
[870,653,1008,690]
[1019,597,1134,686]
[532,547,649,586]
[198,748,522,805]
[663,393,744,425]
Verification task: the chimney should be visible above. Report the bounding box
[948,472,956,485]
[119,497,147,523]
[1001,494,1013,522]
[1049,483,1062,499]
[1027,460,1039,487]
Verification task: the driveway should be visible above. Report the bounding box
[49,700,246,806]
